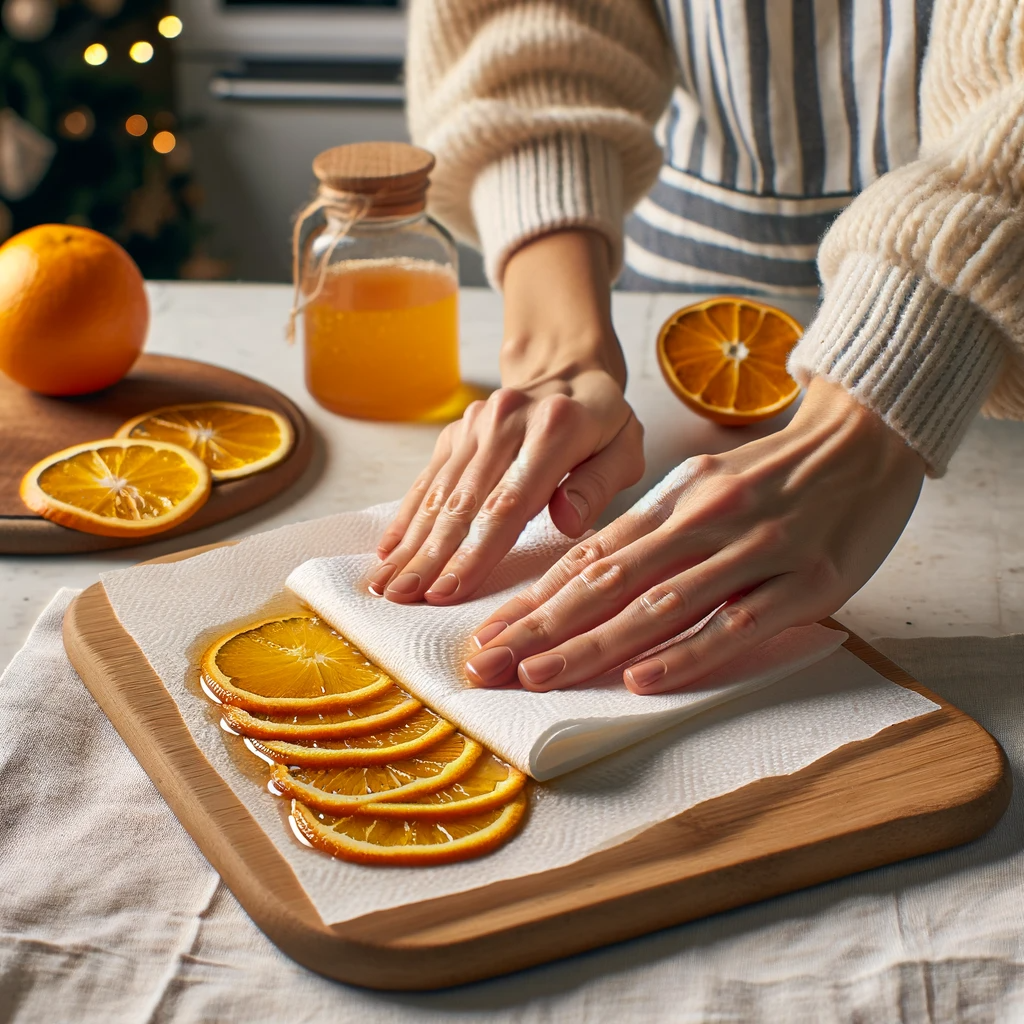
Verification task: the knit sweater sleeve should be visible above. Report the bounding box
[787,0,1024,475]
[405,0,674,285]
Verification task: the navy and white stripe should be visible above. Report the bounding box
[621,0,935,295]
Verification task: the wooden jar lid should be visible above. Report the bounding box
[312,142,435,217]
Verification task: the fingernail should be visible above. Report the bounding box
[465,646,514,685]
[626,659,667,690]
[472,620,508,648]
[566,490,590,525]
[519,654,566,687]
[385,572,421,597]
[377,532,399,557]
[367,563,396,595]
[426,572,459,598]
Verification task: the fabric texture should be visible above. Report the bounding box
[406,0,1024,474]
[3,590,1024,1022]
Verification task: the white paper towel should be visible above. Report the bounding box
[99,505,940,926]
[286,545,845,779]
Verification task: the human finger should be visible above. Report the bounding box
[417,395,601,604]
[622,574,819,694]
[382,393,535,602]
[468,498,663,653]
[548,412,645,537]
[512,548,770,691]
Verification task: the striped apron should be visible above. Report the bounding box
[621,0,935,296]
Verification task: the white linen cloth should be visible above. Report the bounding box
[97,507,935,925]
[2,589,1023,1023]
[285,509,845,779]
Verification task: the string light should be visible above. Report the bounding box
[158,15,182,38]
[152,131,176,154]
[60,108,95,140]
[83,43,108,66]
[129,40,154,63]
[125,114,148,137]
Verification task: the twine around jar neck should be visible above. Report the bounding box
[286,184,377,345]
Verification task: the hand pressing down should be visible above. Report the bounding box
[463,379,926,695]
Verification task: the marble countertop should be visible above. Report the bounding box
[2,282,1021,672]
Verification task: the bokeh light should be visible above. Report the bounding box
[158,15,182,38]
[83,43,108,66]
[59,107,96,140]
[129,41,154,63]
[152,131,176,154]
[125,114,148,137]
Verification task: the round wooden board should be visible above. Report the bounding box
[0,354,314,555]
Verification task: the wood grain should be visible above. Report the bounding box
[62,572,1010,991]
[0,354,314,554]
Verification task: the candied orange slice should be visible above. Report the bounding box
[19,438,211,537]
[246,709,455,767]
[202,615,392,714]
[271,733,482,811]
[291,792,527,866]
[116,401,294,481]
[220,688,422,741]
[657,297,803,425]
[358,752,527,820]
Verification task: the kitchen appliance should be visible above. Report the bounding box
[172,0,486,284]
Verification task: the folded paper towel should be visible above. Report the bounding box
[287,512,846,779]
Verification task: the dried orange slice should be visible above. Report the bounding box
[201,615,393,714]
[657,297,803,425]
[19,438,211,537]
[246,709,456,767]
[116,401,293,481]
[220,688,422,741]
[358,753,527,820]
[291,792,527,866]
[271,733,482,811]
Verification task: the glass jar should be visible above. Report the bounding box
[293,142,460,421]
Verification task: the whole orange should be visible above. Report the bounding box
[0,224,148,395]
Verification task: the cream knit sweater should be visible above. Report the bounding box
[407,0,1024,474]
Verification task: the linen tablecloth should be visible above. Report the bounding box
[2,589,1023,1023]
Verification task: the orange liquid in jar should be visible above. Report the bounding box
[303,257,460,420]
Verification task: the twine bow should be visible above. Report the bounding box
[286,185,374,345]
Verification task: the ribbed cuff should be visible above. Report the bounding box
[470,133,625,288]
[788,253,1006,475]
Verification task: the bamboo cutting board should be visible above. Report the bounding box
[62,559,1010,991]
[0,354,314,555]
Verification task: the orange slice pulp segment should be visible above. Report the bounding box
[358,752,527,820]
[19,438,211,537]
[657,297,803,425]
[291,792,527,866]
[220,689,422,741]
[201,615,393,714]
[246,709,456,766]
[270,733,483,811]
[116,401,294,481]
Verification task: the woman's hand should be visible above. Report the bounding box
[464,378,926,693]
[367,230,645,604]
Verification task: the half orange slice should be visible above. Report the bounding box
[657,297,803,425]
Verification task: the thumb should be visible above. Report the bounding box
[548,414,645,537]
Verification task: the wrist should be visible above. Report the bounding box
[500,229,626,390]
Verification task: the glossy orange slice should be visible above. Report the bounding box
[246,709,456,767]
[19,438,211,537]
[271,733,482,811]
[220,688,422,741]
[291,792,527,866]
[116,401,293,481]
[657,297,803,425]
[201,615,393,714]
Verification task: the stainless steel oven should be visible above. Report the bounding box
[172,0,484,283]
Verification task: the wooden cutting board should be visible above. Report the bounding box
[0,354,313,554]
[61,548,1011,991]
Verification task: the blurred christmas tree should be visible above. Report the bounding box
[0,0,207,278]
